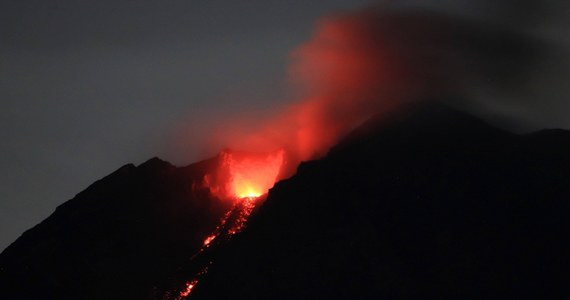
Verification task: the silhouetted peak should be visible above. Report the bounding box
[190,100,570,300]
[0,154,229,299]
[331,101,510,159]
[3,99,570,300]
[139,156,174,169]
[382,101,505,134]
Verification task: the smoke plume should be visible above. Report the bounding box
[209,5,549,177]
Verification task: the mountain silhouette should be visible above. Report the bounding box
[2,103,570,299]
[0,156,231,299]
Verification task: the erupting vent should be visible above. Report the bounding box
[206,149,285,200]
[224,150,285,199]
[170,150,286,299]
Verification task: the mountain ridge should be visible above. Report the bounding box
[191,104,570,299]
[2,103,570,299]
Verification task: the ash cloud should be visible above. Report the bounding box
[212,2,564,170]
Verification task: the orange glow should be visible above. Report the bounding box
[208,149,285,200]
[226,196,257,235]
[205,11,411,173]
[173,10,447,300]
[174,196,262,299]
[178,279,198,298]
[226,150,284,199]
[202,234,216,247]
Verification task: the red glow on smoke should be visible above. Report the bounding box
[205,11,424,174]
[172,10,444,300]
[205,150,285,201]
[224,150,284,199]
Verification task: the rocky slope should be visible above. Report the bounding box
[0,156,230,299]
[192,104,570,299]
[2,103,570,299]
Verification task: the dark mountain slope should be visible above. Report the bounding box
[191,104,570,299]
[1,103,570,299]
[0,157,230,299]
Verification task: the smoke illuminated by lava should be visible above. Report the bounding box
[201,10,453,203]
[203,8,538,182]
[204,150,285,200]
[194,5,540,246]
[223,150,284,199]
[207,11,435,178]
[172,6,542,299]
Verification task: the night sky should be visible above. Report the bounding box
[1,0,568,251]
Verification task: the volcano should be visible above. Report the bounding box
[1,103,570,299]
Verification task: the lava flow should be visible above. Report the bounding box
[169,150,286,299]
[204,150,285,249]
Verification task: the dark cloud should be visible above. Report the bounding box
[379,0,570,129]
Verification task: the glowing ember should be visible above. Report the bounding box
[178,280,198,298]
[199,196,261,252]
[173,196,260,299]
[226,196,257,235]
[174,266,209,300]
[202,234,216,247]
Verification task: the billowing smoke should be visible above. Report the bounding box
[206,5,548,179]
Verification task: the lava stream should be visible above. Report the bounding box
[172,196,264,299]
[171,150,285,299]
[197,196,261,254]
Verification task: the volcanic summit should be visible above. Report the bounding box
[1,103,570,299]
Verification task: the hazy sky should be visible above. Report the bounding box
[0,0,379,251]
[1,0,568,251]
